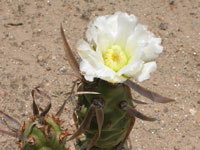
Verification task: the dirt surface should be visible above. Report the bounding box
[0,0,200,149]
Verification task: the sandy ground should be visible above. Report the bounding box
[0,0,200,149]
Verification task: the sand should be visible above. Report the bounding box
[0,0,200,149]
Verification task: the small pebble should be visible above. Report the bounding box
[60,66,66,73]
[98,6,105,11]
[9,35,15,40]
[46,66,52,71]
[193,52,197,56]
[197,101,200,104]
[174,145,180,150]
[197,89,200,94]
[175,77,181,82]
[154,108,160,112]
[37,55,45,63]
[169,1,175,5]
[189,108,197,116]
[149,129,157,134]
[81,11,90,20]
[52,55,56,60]
[163,107,168,113]
[160,23,167,30]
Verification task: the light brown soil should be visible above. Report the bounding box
[0,0,200,149]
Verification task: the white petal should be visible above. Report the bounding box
[137,62,157,82]
[117,60,143,77]
[125,24,150,61]
[129,24,151,46]
[80,59,126,83]
[77,39,103,64]
[142,38,163,61]
[115,12,138,48]
[94,14,118,36]
[80,60,96,81]
[96,32,114,52]
[125,24,163,62]
[86,14,118,45]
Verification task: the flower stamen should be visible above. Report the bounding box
[103,45,128,72]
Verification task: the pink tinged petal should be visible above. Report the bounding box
[137,62,157,82]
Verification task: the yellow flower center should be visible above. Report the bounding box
[103,45,128,72]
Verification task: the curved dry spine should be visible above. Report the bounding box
[0,110,21,128]
[0,110,21,138]
[68,99,105,150]
[2,118,18,134]
[87,99,104,150]
[56,79,99,117]
[119,101,156,121]
[68,104,95,141]
[56,79,79,116]
[31,87,52,123]
[132,99,148,104]
[124,79,175,103]
[60,24,82,79]
[0,129,18,137]
[56,97,70,117]
[116,117,135,150]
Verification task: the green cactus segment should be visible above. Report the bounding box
[77,78,133,149]
[45,117,61,136]
[21,117,66,150]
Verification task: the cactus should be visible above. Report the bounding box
[0,87,69,150]
[60,24,175,150]
[20,117,67,150]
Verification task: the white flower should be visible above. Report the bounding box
[77,12,163,83]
